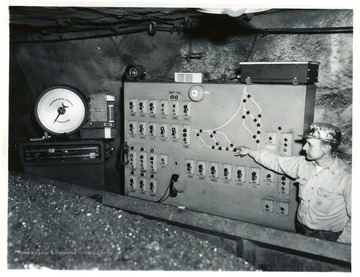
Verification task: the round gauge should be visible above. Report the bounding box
[35,86,88,136]
[188,85,208,102]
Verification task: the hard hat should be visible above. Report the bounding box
[300,123,341,145]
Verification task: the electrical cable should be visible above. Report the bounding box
[10,24,178,44]
[246,33,258,62]
[156,183,171,203]
[10,22,353,44]
[156,174,179,203]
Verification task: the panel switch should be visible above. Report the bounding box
[209,162,219,179]
[182,101,191,117]
[129,99,137,113]
[265,131,277,145]
[139,178,147,193]
[138,121,146,136]
[197,160,207,177]
[159,154,168,166]
[138,99,147,114]
[278,202,289,215]
[149,122,157,137]
[222,163,232,180]
[263,199,274,213]
[148,100,157,115]
[159,100,168,115]
[280,132,293,156]
[182,124,191,145]
[159,123,168,138]
[129,175,137,191]
[171,124,179,140]
[250,167,260,185]
[149,153,157,172]
[129,121,137,136]
[185,159,195,175]
[278,175,290,195]
[129,150,137,169]
[139,151,147,171]
[234,165,246,183]
[149,179,157,195]
[264,170,275,183]
[170,101,180,116]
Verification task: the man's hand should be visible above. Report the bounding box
[234,146,253,157]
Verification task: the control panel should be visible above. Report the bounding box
[123,81,316,231]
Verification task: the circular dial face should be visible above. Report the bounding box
[188,85,208,102]
[35,87,87,135]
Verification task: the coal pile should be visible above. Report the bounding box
[7,172,257,270]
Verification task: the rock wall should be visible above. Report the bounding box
[9,9,353,193]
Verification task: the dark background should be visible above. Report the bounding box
[8,7,353,194]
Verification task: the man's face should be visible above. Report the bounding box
[302,138,325,161]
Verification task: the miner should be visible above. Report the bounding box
[234,123,351,243]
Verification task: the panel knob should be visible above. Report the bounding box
[188,85,208,102]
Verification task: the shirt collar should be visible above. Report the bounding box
[311,157,341,175]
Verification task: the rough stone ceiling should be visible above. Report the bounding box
[9,7,353,43]
[10,6,273,43]
[10,7,203,34]
[11,7,199,26]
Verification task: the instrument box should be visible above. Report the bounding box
[20,140,105,190]
[239,61,319,85]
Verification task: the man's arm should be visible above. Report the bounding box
[337,175,351,244]
[234,146,303,179]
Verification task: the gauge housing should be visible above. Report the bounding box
[35,86,88,136]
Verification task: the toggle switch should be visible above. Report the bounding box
[170,101,180,116]
[149,179,157,195]
[149,153,158,172]
[138,99,147,114]
[149,122,157,137]
[129,175,137,191]
[209,162,219,179]
[264,170,275,183]
[129,121,137,135]
[159,100,168,115]
[129,99,137,113]
[250,167,260,185]
[265,131,277,145]
[159,154,168,166]
[234,165,246,183]
[263,199,274,213]
[138,122,146,136]
[159,123,168,138]
[148,100,157,115]
[182,101,191,117]
[139,178,146,192]
[129,150,137,169]
[277,202,289,215]
[171,124,179,139]
[197,161,207,177]
[185,159,195,175]
[139,150,147,171]
[280,133,293,157]
[278,175,290,195]
[222,164,232,180]
[182,124,191,145]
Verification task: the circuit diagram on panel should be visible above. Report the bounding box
[192,87,262,150]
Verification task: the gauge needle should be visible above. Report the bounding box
[53,113,61,123]
[53,102,69,123]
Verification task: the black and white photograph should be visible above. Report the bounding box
[2,0,358,273]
